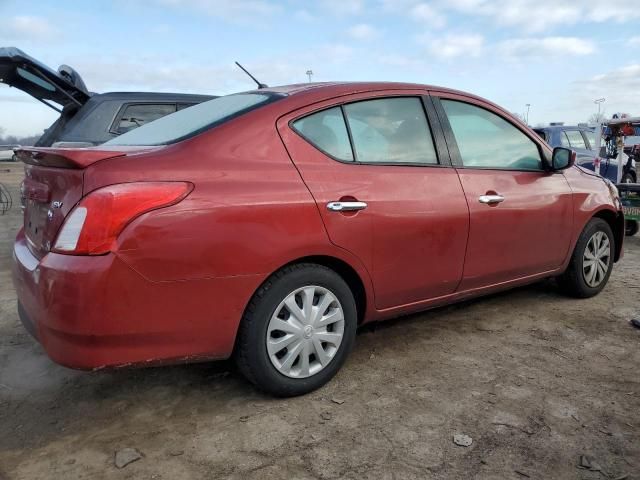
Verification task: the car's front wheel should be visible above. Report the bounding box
[558,218,614,298]
[235,263,357,397]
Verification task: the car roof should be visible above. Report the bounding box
[91,91,216,102]
[250,81,504,116]
[258,81,485,103]
[536,125,595,131]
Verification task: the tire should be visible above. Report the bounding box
[558,218,614,298]
[626,220,639,237]
[235,263,357,397]
[620,172,635,184]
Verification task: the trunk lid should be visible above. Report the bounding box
[16,147,131,258]
[0,47,91,112]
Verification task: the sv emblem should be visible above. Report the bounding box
[51,201,63,209]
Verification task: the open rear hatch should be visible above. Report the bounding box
[16,147,129,259]
[0,47,91,112]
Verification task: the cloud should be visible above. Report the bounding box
[64,43,354,94]
[153,0,281,22]
[439,0,640,32]
[319,0,364,15]
[572,64,640,117]
[416,31,595,62]
[410,3,446,28]
[346,24,380,41]
[419,33,484,59]
[498,37,596,59]
[294,9,315,22]
[630,36,640,46]
[377,54,428,71]
[0,16,59,43]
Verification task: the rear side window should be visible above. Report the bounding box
[442,100,542,170]
[292,107,354,161]
[292,97,438,165]
[113,104,176,135]
[104,93,284,146]
[565,130,587,149]
[344,97,438,164]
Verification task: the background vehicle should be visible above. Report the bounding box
[0,47,214,146]
[12,83,625,396]
[534,124,637,183]
[0,144,18,161]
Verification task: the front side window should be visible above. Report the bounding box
[344,97,438,164]
[565,130,587,149]
[442,100,542,170]
[292,107,354,161]
[583,130,597,150]
[104,93,283,146]
[113,104,176,135]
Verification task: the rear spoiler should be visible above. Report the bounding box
[15,146,156,169]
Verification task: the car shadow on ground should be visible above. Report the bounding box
[0,278,565,453]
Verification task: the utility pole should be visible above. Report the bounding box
[306,70,313,83]
[525,104,531,125]
[594,98,605,119]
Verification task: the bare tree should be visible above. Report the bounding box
[512,112,527,125]
[0,127,42,146]
[588,112,607,125]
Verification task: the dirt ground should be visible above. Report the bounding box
[0,160,639,480]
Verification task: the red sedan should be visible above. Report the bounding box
[12,82,624,396]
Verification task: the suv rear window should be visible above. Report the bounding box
[112,104,177,135]
[104,92,284,146]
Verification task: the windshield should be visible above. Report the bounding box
[104,92,284,146]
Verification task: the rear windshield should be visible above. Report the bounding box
[103,92,284,146]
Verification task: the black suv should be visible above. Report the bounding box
[0,47,214,147]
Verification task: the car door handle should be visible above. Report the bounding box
[327,201,368,212]
[478,194,505,205]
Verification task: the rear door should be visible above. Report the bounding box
[278,91,469,310]
[431,92,573,291]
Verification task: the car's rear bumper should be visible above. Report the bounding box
[12,229,261,370]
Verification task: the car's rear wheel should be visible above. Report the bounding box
[621,172,635,184]
[558,218,614,298]
[235,263,357,397]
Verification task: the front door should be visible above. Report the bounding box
[432,92,574,291]
[278,93,469,310]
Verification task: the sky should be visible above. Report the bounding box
[0,0,639,136]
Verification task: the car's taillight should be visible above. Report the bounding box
[52,182,193,255]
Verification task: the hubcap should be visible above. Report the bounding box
[582,231,611,288]
[266,285,345,378]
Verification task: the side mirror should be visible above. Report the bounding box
[551,147,575,171]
